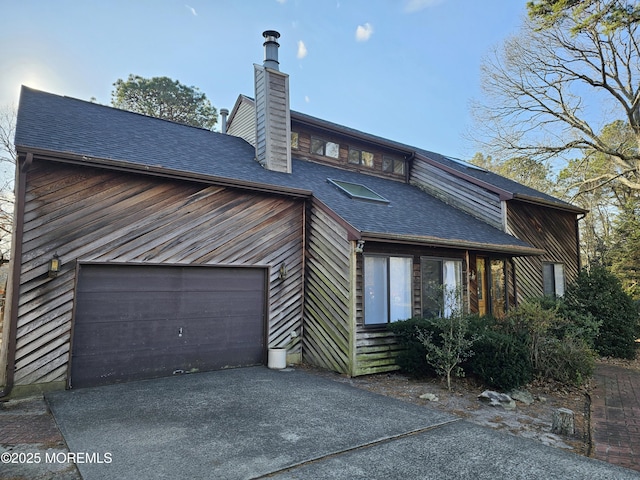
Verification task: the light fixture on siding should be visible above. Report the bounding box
[355,240,365,253]
[48,253,61,278]
[278,262,288,280]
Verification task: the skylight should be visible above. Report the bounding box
[328,179,389,203]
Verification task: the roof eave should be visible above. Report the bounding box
[15,146,313,199]
[512,193,588,214]
[359,231,545,256]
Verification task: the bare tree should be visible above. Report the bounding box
[0,105,17,262]
[473,0,640,193]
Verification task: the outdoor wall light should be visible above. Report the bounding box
[48,253,61,278]
[278,262,288,280]
[355,240,365,253]
[469,269,477,281]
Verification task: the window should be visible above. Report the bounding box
[291,132,299,150]
[364,256,412,325]
[491,259,506,317]
[327,178,389,203]
[543,263,565,297]
[311,138,339,159]
[382,155,405,175]
[421,258,463,318]
[348,148,374,167]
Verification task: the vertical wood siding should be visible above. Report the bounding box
[226,98,256,147]
[254,65,291,173]
[12,161,304,386]
[303,203,351,374]
[507,201,580,301]
[410,160,504,230]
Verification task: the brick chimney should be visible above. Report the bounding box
[254,30,292,173]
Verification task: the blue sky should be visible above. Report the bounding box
[1,0,527,160]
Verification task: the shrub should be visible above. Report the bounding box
[536,336,596,386]
[415,314,477,391]
[496,299,596,387]
[468,330,532,390]
[565,265,640,359]
[388,318,435,377]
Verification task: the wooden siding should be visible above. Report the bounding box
[227,97,256,146]
[12,161,304,386]
[355,329,403,375]
[507,200,580,301]
[291,127,407,182]
[353,243,468,376]
[254,65,291,173]
[303,203,352,374]
[410,159,504,230]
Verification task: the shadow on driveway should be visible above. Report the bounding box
[46,367,639,480]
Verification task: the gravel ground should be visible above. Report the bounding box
[300,364,594,456]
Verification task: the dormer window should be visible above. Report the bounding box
[348,148,374,168]
[383,155,405,175]
[311,138,339,159]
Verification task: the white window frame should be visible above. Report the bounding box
[364,255,413,326]
[543,262,565,297]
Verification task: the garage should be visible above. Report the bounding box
[70,264,267,388]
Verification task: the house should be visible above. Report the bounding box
[0,31,585,395]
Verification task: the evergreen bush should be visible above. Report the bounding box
[565,265,640,359]
[468,330,532,390]
[388,318,436,377]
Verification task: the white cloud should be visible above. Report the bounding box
[297,40,308,59]
[185,4,197,16]
[404,0,444,13]
[355,23,373,42]
[276,0,286,3]
[305,96,310,103]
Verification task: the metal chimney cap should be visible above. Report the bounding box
[262,30,281,43]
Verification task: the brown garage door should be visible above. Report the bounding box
[70,264,266,388]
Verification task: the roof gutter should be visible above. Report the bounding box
[359,231,546,257]
[15,147,313,199]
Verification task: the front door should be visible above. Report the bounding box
[477,257,488,316]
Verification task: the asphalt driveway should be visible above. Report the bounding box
[46,367,639,480]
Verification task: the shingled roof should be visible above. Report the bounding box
[15,86,542,255]
[236,94,582,213]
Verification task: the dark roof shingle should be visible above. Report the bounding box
[15,86,540,254]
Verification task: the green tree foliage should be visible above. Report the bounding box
[111,75,217,130]
[528,0,640,33]
[565,265,640,358]
[609,198,640,299]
